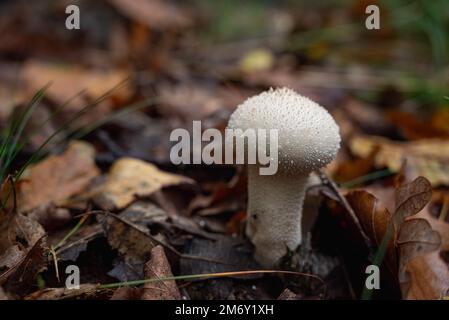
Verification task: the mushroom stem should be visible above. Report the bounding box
[246,165,310,267]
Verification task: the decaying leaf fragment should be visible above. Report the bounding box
[0,237,48,296]
[142,245,181,300]
[8,213,46,247]
[101,212,157,282]
[395,176,432,224]
[396,219,447,299]
[25,284,105,300]
[345,190,398,274]
[17,141,100,212]
[21,60,131,112]
[414,196,449,251]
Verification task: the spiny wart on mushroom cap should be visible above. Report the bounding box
[227,87,341,267]
[227,87,340,174]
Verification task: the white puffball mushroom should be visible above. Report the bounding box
[227,87,340,267]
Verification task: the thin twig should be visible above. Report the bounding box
[55,229,102,254]
[100,211,233,266]
[439,195,449,222]
[8,175,17,215]
[53,214,90,251]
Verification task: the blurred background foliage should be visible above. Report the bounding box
[194,0,448,107]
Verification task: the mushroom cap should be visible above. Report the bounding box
[227,87,340,174]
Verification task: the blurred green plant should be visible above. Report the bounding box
[195,0,271,43]
[0,85,49,184]
[385,0,449,68]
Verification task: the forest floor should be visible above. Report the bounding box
[0,0,448,300]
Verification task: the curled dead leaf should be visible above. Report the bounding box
[415,204,449,251]
[395,176,432,224]
[345,190,397,273]
[397,219,441,283]
[396,215,449,299]
[397,217,449,302]
[403,251,449,300]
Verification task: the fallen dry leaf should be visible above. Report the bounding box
[108,0,192,30]
[8,212,46,247]
[341,98,392,136]
[0,210,46,257]
[403,251,449,300]
[345,190,398,274]
[277,288,302,300]
[388,111,449,140]
[397,219,441,292]
[362,178,449,250]
[54,223,103,262]
[395,176,432,224]
[188,174,247,216]
[415,209,449,251]
[397,219,448,299]
[1,237,48,296]
[334,150,377,183]
[110,287,143,300]
[0,287,8,300]
[17,141,100,212]
[93,157,193,210]
[102,213,156,263]
[180,237,258,299]
[29,205,72,231]
[0,245,25,273]
[350,135,449,186]
[100,210,160,282]
[142,245,181,300]
[431,108,449,133]
[21,60,131,111]
[131,201,219,240]
[158,83,242,121]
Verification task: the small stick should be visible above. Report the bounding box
[439,195,449,222]
[103,211,233,266]
[7,175,17,215]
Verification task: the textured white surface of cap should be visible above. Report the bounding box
[228,87,341,173]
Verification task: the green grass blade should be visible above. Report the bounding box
[69,97,158,141]
[0,84,50,181]
[14,78,130,180]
